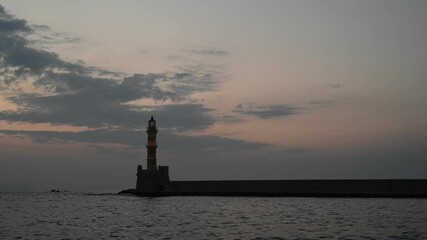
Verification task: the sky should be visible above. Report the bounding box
[1,0,427,191]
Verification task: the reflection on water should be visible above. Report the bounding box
[1,192,427,239]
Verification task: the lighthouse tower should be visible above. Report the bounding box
[146,116,158,171]
[136,116,170,193]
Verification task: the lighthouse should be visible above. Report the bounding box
[146,116,158,171]
[136,116,170,193]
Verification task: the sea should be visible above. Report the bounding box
[1,192,426,240]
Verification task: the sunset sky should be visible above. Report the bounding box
[1,0,427,191]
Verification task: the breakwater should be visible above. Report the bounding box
[121,179,427,197]
[121,118,427,198]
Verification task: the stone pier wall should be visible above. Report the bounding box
[167,179,427,197]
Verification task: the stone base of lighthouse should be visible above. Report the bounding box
[136,165,171,193]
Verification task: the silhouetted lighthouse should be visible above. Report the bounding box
[146,116,158,171]
[136,116,170,193]
[127,116,427,197]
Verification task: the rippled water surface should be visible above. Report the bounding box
[1,192,427,239]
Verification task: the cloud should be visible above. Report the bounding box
[0,129,268,153]
[185,47,229,56]
[325,83,341,88]
[0,36,84,78]
[308,100,333,105]
[0,7,84,76]
[0,92,214,130]
[168,55,186,61]
[0,7,30,32]
[4,46,81,74]
[0,4,225,132]
[233,104,298,119]
[218,114,244,124]
[30,24,81,46]
[233,104,244,112]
